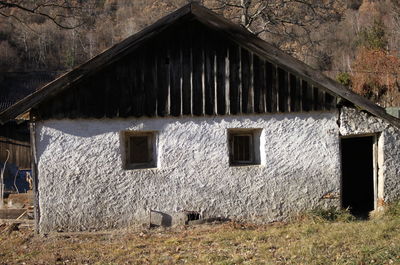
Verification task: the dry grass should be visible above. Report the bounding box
[1,204,400,265]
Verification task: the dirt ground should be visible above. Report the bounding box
[1,209,400,265]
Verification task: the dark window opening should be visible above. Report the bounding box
[341,136,375,217]
[124,132,156,169]
[233,135,252,162]
[129,136,150,164]
[229,130,260,166]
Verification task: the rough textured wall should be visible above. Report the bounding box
[339,107,400,203]
[36,112,341,232]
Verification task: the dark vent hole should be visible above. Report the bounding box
[186,211,200,223]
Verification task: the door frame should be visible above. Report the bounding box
[340,133,380,211]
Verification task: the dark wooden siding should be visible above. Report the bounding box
[36,22,337,120]
[0,121,31,169]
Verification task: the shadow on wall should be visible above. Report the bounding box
[38,111,336,138]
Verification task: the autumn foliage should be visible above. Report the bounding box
[346,17,400,107]
[351,48,400,106]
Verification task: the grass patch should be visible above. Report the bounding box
[309,206,356,222]
[0,203,399,264]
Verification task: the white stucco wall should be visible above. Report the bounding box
[36,112,342,232]
[339,107,400,204]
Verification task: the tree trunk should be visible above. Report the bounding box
[240,0,251,28]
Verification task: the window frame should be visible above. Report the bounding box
[124,131,156,170]
[228,129,261,166]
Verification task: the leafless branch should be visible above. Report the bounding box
[0,0,88,29]
[211,0,344,52]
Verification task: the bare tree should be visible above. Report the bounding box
[209,0,345,54]
[0,0,95,30]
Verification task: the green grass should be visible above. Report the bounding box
[1,203,400,265]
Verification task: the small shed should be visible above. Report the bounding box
[1,4,399,232]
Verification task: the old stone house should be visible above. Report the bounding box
[1,4,399,233]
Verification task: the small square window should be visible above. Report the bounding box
[124,132,156,169]
[228,129,261,166]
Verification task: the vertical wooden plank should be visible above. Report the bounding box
[170,40,182,117]
[318,89,325,111]
[216,43,227,115]
[118,58,132,117]
[118,56,136,117]
[287,72,291,112]
[49,91,63,119]
[301,80,313,111]
[73,82,84,119]
[205,36,215,115]
[192,27,203,116]
[253,55,265,113]
[103,70,117,118]
[145,46,157,117]
[99,66,120,118]
[111,66,124,117]
[260,56,266,113]
[126,55,136,117]
[325,92,336,110]
[289,74,298,112]
[229,44,240,115]
[278,68,288,112]
[62,85,78,118]
[312,86,319,111]
[241,48,252,114]
[265,61,277,113]
[253,56,261,113]
[96,73,108,118]
[132,52,145,117]
[313,85,318,111]
[182,26,192,116]
[109,66,122,117]
[295,76,302,112]
[157,43,169,116]
[274,65,279,112]
[45,101,55,120]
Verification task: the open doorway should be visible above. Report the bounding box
[341,136,375,217]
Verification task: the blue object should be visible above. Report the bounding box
[0,162,31,193]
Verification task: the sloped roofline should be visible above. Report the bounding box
[1,3,399,127]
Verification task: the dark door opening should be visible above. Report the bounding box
[341,136,375,217]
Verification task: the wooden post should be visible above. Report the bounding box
[0,149,10,209]
[29,112,40,234]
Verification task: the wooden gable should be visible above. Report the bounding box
[35,20,336,120]
[3,4,398,127]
